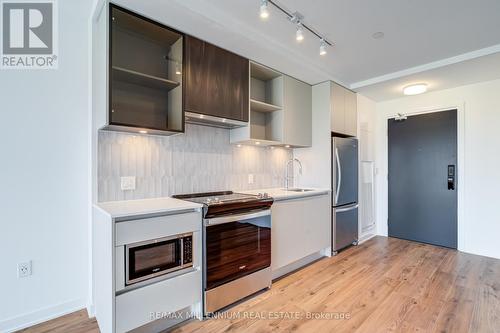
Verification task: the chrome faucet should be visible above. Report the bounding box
[284,158,303,190]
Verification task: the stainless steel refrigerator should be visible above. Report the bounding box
[332,137,359,255]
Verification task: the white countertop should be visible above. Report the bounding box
[240,187,330,201]
[95,197,203,219]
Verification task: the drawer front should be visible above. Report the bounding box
[115,269,201,333]
[115,211,201,246]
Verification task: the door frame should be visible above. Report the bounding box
[382,104,465,251]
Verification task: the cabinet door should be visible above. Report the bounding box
[331,82,345,134]
[283,76,312,147]
[184,36,208,118]
[271,195,330,276]
[344,89,358,136]
[184,36,249,122]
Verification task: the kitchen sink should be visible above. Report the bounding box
[283,188,314,192]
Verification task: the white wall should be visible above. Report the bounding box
[0,1,93,331]
[375,78,500,259]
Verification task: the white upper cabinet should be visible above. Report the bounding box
[282,76,312,147]
[331,82,357,136]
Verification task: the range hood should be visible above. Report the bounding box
[185,112,247,129]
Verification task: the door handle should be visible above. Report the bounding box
[335,204,359,213]
[335,148,342,204]
[447,165,455,190]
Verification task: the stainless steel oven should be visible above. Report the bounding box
[172,191,274,315]
[125,233,193,286]
[204,209,272,313]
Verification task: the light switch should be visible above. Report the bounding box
[121,176,136,191]
[248,174,254,184]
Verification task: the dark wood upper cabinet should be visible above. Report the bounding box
[184,35,249,122]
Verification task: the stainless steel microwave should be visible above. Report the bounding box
[125,233,193,285]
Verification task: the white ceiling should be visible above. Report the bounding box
[355,51,500,101]
[111,0,500,100]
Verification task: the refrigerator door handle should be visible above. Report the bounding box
[335,147,342,205]
[335,204,359,213]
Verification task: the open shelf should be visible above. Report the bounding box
[112,66,180,91]
[250,62,282,81]
[250,99,282,113]
[230,61,284,145]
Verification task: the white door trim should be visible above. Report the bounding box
[382,103,465,251]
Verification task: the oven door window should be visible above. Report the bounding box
[127,238,181,285]
[206,215,271,290]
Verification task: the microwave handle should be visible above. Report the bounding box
[205,209,270,226]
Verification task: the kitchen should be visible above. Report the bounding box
[2,1,500,333]
[90,4,367,332]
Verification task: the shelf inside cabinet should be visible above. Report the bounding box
[250,62,281,81]
[250,99,282,113]
[112,66,180,91]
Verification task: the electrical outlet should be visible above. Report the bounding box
[121,176,136,191]
[18,261,32,278]
[248,174,254,184]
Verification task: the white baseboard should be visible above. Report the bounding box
[272,249,328,280]
[358,232,377,244]
[0,298,87,333]
[87,303,96,318]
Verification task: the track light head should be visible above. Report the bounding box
[296,22,304,41]
[319,39,327,55]
[260,0,269,19]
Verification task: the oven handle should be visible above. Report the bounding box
[204,209,271,226]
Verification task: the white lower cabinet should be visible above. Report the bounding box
[115,269,201,333]
[271,194,331,276]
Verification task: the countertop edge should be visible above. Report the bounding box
[239,188,331,201]
[94,197,203,220]
[272,190,330,201]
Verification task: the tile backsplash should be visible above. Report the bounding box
[98,124,293,202]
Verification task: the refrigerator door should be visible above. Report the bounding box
[333,204,359,252]
[332,137,359,207]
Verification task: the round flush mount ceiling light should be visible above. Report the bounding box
[403,83,428,96]
[260,0,269,19]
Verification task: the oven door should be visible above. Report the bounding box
[204,209,271,290]
[126,235,183,285]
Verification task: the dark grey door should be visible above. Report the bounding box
[333,137,358,207]
[388,110,457,248]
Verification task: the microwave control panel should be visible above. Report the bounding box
[183,235,193,265]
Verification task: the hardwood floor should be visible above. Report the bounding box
[19,237,500,333]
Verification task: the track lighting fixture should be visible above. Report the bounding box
[258,1,333,55]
